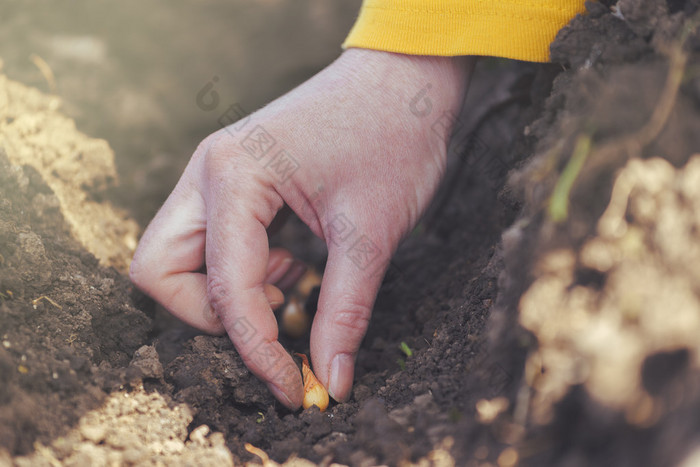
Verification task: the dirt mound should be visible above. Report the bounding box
[0,76,232,464]
[0,73,138,272]
[490,1,700,465]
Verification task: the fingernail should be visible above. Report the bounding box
[329,353,354,403]
[263,283,285,310]
[267,257,293,284]
[268,382,295,410]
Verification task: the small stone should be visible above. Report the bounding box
[161,439,184,454]
[129,345,163,380]
[51,434,78,459]
[209,432,226,446]
[189,425,210,445]
[66,443,107,466]
[106,431,137,449]
[79,424,106,443]
[18,231,46,263]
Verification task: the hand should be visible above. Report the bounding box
[129,48,474,408]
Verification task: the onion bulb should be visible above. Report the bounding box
[281,297,310,339]
[295,353,329,412]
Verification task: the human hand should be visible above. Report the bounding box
[129,49,474,409]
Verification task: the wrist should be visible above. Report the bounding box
[335,48,474,143]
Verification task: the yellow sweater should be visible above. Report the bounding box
[343,0,587,62]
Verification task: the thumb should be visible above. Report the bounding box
[310,237,389,402]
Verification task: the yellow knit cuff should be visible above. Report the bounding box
[342,0,586,62]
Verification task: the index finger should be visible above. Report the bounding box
[204,161,303,409]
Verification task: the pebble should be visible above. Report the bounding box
[79,424,106,443]
[189,425,210,445]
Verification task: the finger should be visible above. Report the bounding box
[266,248,294,284]
[131,160,291,334]
[265,283,285,311]
[266,248,309,294]
[204,173,303,409]
[275,260,307,292]
[130,181,227,335]
[133,209,288,333]
[310,243,389,402]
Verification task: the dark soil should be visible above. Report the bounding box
[3,0,700,466]
[0,148,150,454]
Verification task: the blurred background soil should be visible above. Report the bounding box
[0,0,360,227]
[2,0,700,466]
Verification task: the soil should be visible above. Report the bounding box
[3,0,700,466]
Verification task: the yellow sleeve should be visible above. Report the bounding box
[342,0,587,62]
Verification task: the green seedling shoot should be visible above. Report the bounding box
[400,341,413,358]
[548,134,591,223]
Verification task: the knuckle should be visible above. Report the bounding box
[198,131,282,196]
[331,302,372,336]
[202,143,231,173]
[194,132,221,157]
[206,273,232,316]
[194,133,237,172]
[203,142,254,183]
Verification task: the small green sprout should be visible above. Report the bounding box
[399,341,413,358]
[548,134,591,223]
[397,358,406,371]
